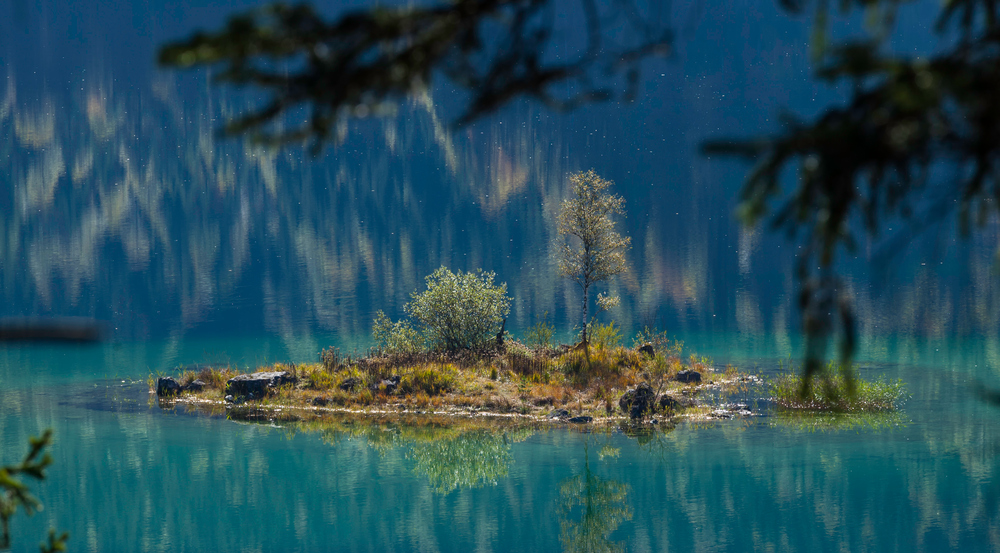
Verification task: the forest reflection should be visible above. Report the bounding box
[4,69,1000,349]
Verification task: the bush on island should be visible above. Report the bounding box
[374,267,511,354]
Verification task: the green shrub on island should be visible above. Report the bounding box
[407,267,511,351]
[372,311,425,355]
[771,368,907,413]
[374,267,511,354]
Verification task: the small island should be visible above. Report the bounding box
[151,327,758,426]
[150,170,905,429]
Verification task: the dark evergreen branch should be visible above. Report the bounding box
[704,0,1000,395]
[1,430,66,551]
[159,0,671,151]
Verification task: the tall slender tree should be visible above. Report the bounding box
[557,169,631,352]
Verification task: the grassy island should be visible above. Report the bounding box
[151,329,757,426]
[149,260,906,429]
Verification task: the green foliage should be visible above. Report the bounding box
[406,431,516,494]
[406,429,534,494]
[522,312,555,349]
[771,368,907,413]
[557,170,631,346]
[402,364,458,396]
[558,461,632,553]
[372,310,424,355]
[306,367,336,390]
[40,529,69,553]
[405,267,511,352]
[648,353,672,393]
[1,430,68,552]
[595,292,620,312]
[772,410,907,433]
[589,320,622,351]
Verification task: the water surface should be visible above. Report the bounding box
[4,335,1000,552]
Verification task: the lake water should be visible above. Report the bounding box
[4,334,1000,552]
[4,0,1000,550]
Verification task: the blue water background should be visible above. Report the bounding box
[4,0,1000,551]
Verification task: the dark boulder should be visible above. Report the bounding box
[183,379,206,392]
[548,408,570,420]
[568,416,593,424]
[225,371,296,400]
[156,377,182,397]
[377,375,401,394]
[658,395,681,412]
[338,377,360,392]
[638,343,655,358]
[619,383,656,419]
[674,370,702,384]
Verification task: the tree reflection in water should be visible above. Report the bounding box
[406,428,533,494]
[558,442,633,553]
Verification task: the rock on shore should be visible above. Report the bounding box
[619,383,656,419]
[225,371,297,400]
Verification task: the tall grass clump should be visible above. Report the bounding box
[522,312,555,349]
[771,367,906,412]
[402,364,458,396]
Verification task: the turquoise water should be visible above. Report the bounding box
[3,0,1000,550]
[4,335,1000,552]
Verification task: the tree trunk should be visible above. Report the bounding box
[581,281,590,361]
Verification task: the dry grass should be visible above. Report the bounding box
[153,339,748,424]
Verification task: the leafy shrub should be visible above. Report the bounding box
[589,320,622,350]
[405,267,511,352]
[523,312,555,349]
[372,310,425,355]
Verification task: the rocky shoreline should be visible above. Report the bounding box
[152,356,763,427]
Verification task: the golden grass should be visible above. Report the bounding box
[153,341,752,425]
